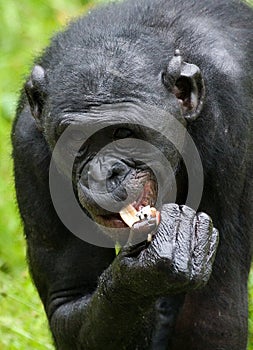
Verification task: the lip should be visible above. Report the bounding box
[95,213,129,228]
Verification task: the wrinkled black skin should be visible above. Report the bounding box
[12,0,253,349]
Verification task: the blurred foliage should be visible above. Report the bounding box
[0,0,252,349]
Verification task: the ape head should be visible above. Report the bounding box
[25,50,205,244]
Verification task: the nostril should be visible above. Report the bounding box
[106,162,130,195]
[109,162,128,178]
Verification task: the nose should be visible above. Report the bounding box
[88,160,129,202]
[88,160,129,184]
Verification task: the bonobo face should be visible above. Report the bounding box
[73,121,177,230]
[75,124,161,229]
[49,103,183,240]
[25,50,205,241]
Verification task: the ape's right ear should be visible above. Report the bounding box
[25,65,47,130]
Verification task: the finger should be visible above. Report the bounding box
[190,212,214,282]
[207,227,219,265]
[147,204,182,260]
[202,227,219,283]
[173,205,196,275]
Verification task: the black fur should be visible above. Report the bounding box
[12,0,253,349]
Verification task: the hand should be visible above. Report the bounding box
[113,204,219,297]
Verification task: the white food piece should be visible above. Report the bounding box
[136,205,157,220]
[120,204,158,229]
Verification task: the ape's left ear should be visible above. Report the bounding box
[162,50,205,121]
[25,65,48,130]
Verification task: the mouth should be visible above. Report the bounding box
[95,178,157,229]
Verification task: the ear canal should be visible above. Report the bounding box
[25,65,47,129]
[162,50,205,121]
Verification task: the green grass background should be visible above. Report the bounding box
[0,0,252,348]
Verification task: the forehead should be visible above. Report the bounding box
[43,27,176,116]
[46,55,171,113]
[48,42,160,88]
[48,101,186,150]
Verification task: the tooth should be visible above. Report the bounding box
[119,204,139,227]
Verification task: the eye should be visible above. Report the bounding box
[113,128,133,140]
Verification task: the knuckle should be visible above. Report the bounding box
[196,211,212,224]
[179,205,196,217]
[161,203,180,215]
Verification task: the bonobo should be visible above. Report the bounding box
[12,0,253,349]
